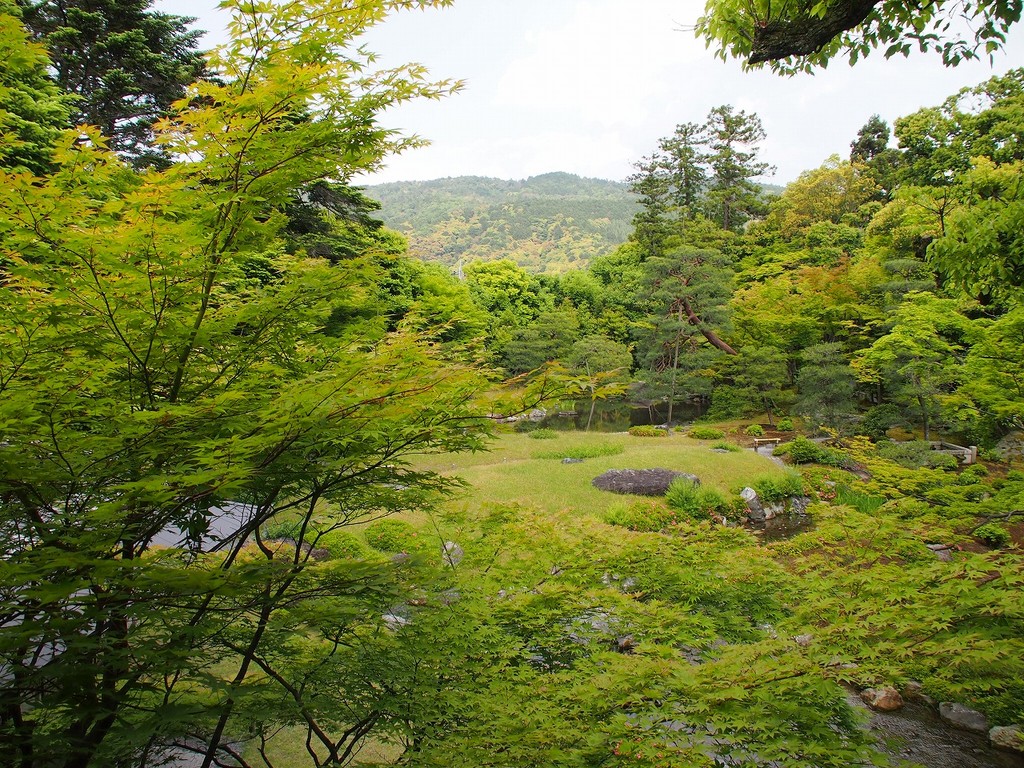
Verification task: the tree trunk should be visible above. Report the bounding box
[680,298,738,355]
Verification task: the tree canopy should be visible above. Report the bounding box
[697,0,1023,73]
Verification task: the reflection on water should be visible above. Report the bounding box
[539,400,708,432]
[749,514,815,542]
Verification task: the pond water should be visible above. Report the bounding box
[539,399,708,432]
[748,513,815,542]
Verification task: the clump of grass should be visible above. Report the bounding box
[604,499,678,531]
[666,479,730,520]
[628,425,667,437]
[528,428,559,440]
[688,426,725,440]
[776,417,794,431]
[534,444,624,460]
[834,486,885,514]
[711,441,741,452]
[744,424,765,436]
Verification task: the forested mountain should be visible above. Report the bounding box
[366,172,639,273]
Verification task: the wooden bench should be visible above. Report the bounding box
[752,437,782,452]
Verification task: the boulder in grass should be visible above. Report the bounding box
[592,469,699,496]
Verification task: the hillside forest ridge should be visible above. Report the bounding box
[2,1,1024,767]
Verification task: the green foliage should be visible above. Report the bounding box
[604,498,680,531]
[957,464,989,484]
[876,441,959,470]
[318,529,375,560]
[776,417,795,431]
[364,519,419,553]
[0,2,72,173]
[262,518,305,541]
[528,428,558,440]
[781,436,847,467]
[628,425,668,437]
[752,472,805,503]
[698,0,1022,72]
[534,444,624,460]
[796,343,858,432]
[745,423,766,436]
[834,486,886,514]
[22,0,208,167]
[689,426,726,440]
[0,2,486,765]
[975,523,1011,548]
[706,384,754,420]
[858,403,904,441]
[712,440,742,452]
[666,479,731,520]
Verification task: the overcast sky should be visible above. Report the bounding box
[159,0,1024,186]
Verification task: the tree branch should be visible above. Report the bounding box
[748,0,883,64]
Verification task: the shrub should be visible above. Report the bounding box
[535,444,624,460]
[978,447,1003,462]
[711,441,741,452]
[688,426,725,440]
[858,403,903,441]
[752,472,805,504]
[876,440,958,470]
[528,428,558,440]
[318,530,373,560]
[629,425,667,437]
[956,464,989,484]
[364,519,417,553]
[782,435,846,466]
[776,417,794,432]
[666,479,730,520]
[1008,470,1024,482]
[605,499,678,532]
[975,523,1011,548]
[745,424,765,437]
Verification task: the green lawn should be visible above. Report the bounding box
[415,430,788,518]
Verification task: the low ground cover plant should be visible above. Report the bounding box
[534,444,624,460]
[689,426,725,440]
[528,428,559,440]
[628,425,667,437]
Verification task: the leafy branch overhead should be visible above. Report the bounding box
[697,0,1024,73]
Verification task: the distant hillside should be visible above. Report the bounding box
[364,172,639,274]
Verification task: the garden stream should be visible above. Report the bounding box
[847,695,1024,768]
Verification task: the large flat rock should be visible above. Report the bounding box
[591,469,699,496]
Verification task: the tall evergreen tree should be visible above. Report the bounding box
[704,105,773,232]
[0,1,70,173]
[20,0,207,167]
